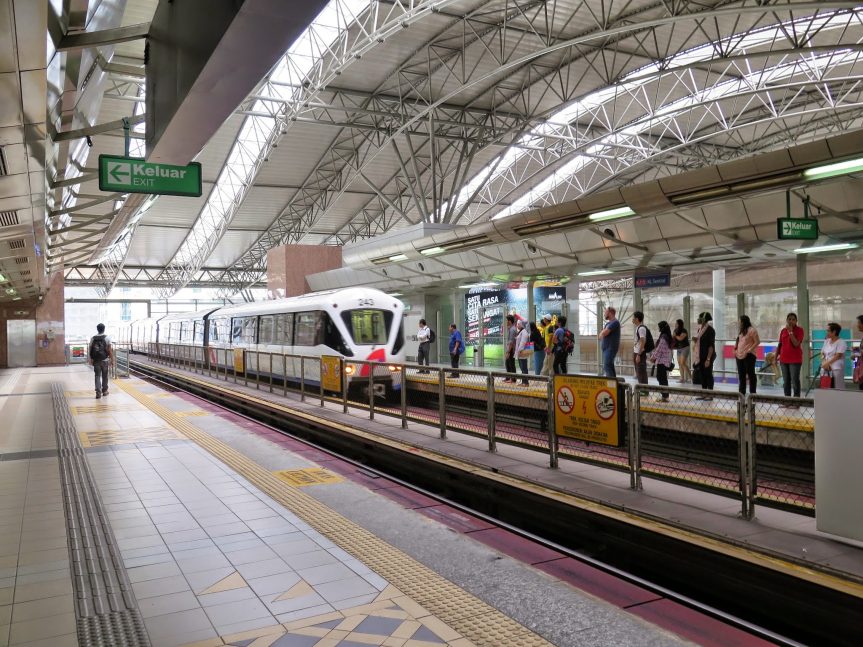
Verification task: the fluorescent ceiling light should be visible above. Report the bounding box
[0,273,5,282]
[792,243,858,254]
[803,158,863,181]
[420,247,445,256]
[389,254,408,262]
[387,292,403,297]
[458,282,499,289]
[577,270,613,276]
[588,207,635,222]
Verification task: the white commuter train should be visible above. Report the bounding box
[124,288,406,397]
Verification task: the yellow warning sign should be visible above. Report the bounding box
[554,375,621,446]
[273,468,344,487]
[233,348,245,374]
[320,355,342,392]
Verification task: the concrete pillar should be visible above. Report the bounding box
[527,279,535,322]
[797,256,810,383]
[596,300,605,374]
[267,245,342,298]
[683,295,692,337]
[569,280,580,370]
[713,269,726,378]
[736,293,746,321]
[633,287,643,313]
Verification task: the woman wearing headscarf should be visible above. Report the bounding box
[651,321,674,401]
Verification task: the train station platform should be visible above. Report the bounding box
[0,365,728,647]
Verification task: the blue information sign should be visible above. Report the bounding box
[634,271,671,289]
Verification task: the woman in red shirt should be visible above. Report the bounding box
[778,312,805,400]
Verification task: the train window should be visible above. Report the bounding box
[231,317,256,344]
[259,315,275,345]
[340,309,393,345]
[193,321,205,343]
[322,313,352,356]
[294,311,320,346]
[209,318,224,343]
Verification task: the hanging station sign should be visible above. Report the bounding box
[98,155,203,197]
[777,218,819,240]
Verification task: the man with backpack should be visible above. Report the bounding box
[417,319,433,373]
[552,316,571,375]
[633,311,653,385]
[448,323,465,378]
[89,323,113,399]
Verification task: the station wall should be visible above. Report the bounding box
[0,273,65,368]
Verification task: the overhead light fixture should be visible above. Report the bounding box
[389,254,408,262]
[458,282,499,289]
[420,246,445,256]
[577,270,613,276]
[588,206,635,222]
[387,292,403,297]
[803,158,863,181]
[792,243,858,255]
[0,273,6,282]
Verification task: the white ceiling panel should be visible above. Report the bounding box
[204,229,266,267]
[125,226,187,266]
[230,185,295,230]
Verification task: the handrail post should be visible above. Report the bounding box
[627,385,636,489]
[547,376,558,468]
[438,368,446,439]
[255,353,261,390]
[368,363,375,420]
[746,394,758,520]
[632,384,643,490]
[342,359,349,413]
[283,354,288,397]
[269,353,273,393]
[487,373,496,452]
[320,357,325,407]
[400,364,407,429]
[300,356,305,401]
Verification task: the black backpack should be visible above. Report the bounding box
[90,335,108,361]
[563,329,575,355]
[428,328,436,343]
[639,325,655,354]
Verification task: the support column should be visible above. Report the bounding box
[736,293,746,320]
[633,287,643,313]
[713,269,726,379]
[569,280,580,371]
[683,296,692,337]
[596,300,605,374]
[527,279,535,322]
[797,256,810,384]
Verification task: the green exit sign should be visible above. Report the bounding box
[777,218,819,240]
[98,155,203,197]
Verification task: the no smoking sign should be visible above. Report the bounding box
[556,385,575,414]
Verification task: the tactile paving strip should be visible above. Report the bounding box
[51,384,151,647]
[116,379,552,647]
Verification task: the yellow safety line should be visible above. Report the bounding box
[130,365,863,600]
[114,378,551,647]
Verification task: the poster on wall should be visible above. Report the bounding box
[464,282,566,364]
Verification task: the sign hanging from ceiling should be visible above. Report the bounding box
[776,217,818,240]
[98,154,203,197]
[634,270,671,289]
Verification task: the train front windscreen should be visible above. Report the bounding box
[341,309,393,346]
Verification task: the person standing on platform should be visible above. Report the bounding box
[541,314,556,377]
[854,315,863,390]
[504,314,517,382]
[673,319,690,383]
[652,321,674,401]
[735,315,760,395]
[598,307,621,378]
[552,316,569,375]
[448,324,464,378]
[632,311,649,385]
[417,319,431,373]
[529,321,546,375]
[88,323,113,399]
[515,320,530,385]
[777,312,804,400]
[820,322,846,389]
[693,312,716,400]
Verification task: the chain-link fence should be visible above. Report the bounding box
[634,384,747,515]
[137,347,829,521]
[746,394,815,516]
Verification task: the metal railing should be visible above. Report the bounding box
[144,344,826,520]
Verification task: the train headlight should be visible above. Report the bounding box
[345,365,355,375]
[388,364,399,372]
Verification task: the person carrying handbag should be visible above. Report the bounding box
[650,321,674,401]
[820,322,847,389]
[515,320,531,385]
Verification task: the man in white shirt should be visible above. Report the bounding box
[821,322,847,389]
[417,319,431,373]
[632,311,649,385]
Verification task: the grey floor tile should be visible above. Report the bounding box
[9,631,78,647]
[142,607,213,640]
[202,596,272,628]
[282,550,338,571]
[14,569,70,586]
[274,603,335,625]
[167,538,216,553]
[268,537,319,558]
[213,532,259,548]
[263,592,328,616]
[131,574,191,600]
[126,561,183,583]
[314,576,378,603]
[196,586,257,608]
[224,546,279,566]
[154,519,202,534]
[137,590,201,619]
[124,552,176,569]
[160,529,210,546]
[247,572,302,598]
[117,534,165,551]
[205,522,250,538]
[211,614,279,637]
[235,558,293,581]
[119,544,169,560]
[183,567,236,594]
[176,553,232,575]
[12,580,72,603]
[0,605,9,626]
[296,562,355,586]
[8,611,75,643]
[331,592,379,611]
